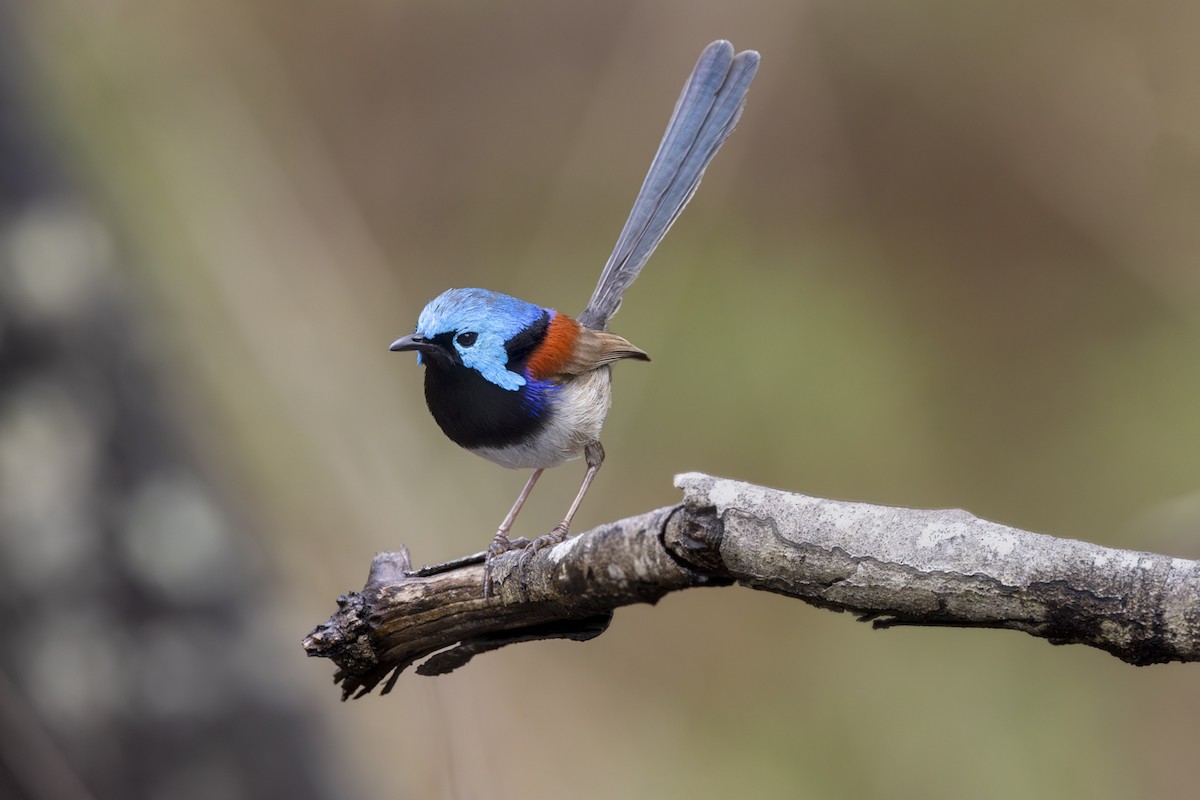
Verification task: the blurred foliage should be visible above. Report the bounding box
[9,0,1200,798]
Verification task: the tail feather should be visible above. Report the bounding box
[577,40,760,331]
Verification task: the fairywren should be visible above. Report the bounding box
[391,41,759,586]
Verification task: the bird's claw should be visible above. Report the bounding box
[541,523,570,549]
[484,526,570,598]
[514,524,569,570]
[483,533,535,598]
[487,532,532,557]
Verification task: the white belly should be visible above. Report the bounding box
[469,367,612,469]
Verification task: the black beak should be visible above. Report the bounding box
[389,333,437,354]
[389,333,453,365]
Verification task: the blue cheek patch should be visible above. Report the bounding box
[458,331,526,391]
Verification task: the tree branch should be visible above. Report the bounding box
[304,473,1200,698]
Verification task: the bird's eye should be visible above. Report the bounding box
[456,331,478,348]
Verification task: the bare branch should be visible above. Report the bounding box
[304,473,1200,698]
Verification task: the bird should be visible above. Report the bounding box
[390,40,760,590]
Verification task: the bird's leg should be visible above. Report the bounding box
[488,468,543,556]
[490,444,605,595]
[524,441,605,558]
[484,468,544,598]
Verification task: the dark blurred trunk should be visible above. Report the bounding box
[0,10,344,800]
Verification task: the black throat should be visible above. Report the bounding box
[421,315,552,450]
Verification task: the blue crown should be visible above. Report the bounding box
[414,288,550,391]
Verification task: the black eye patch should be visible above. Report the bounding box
[456,331,478,348]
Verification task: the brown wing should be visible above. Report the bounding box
[562,327,650,375]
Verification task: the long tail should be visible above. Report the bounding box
[577,40,760,331]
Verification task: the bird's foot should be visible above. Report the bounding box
[514,523,570,572]
[487,532,532,557]
[484,526,570,598]
[534,522,570,552]
[483,532,532,598]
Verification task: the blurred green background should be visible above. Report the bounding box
[4,1,1200,798]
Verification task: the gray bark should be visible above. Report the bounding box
[305,473,1200,699]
